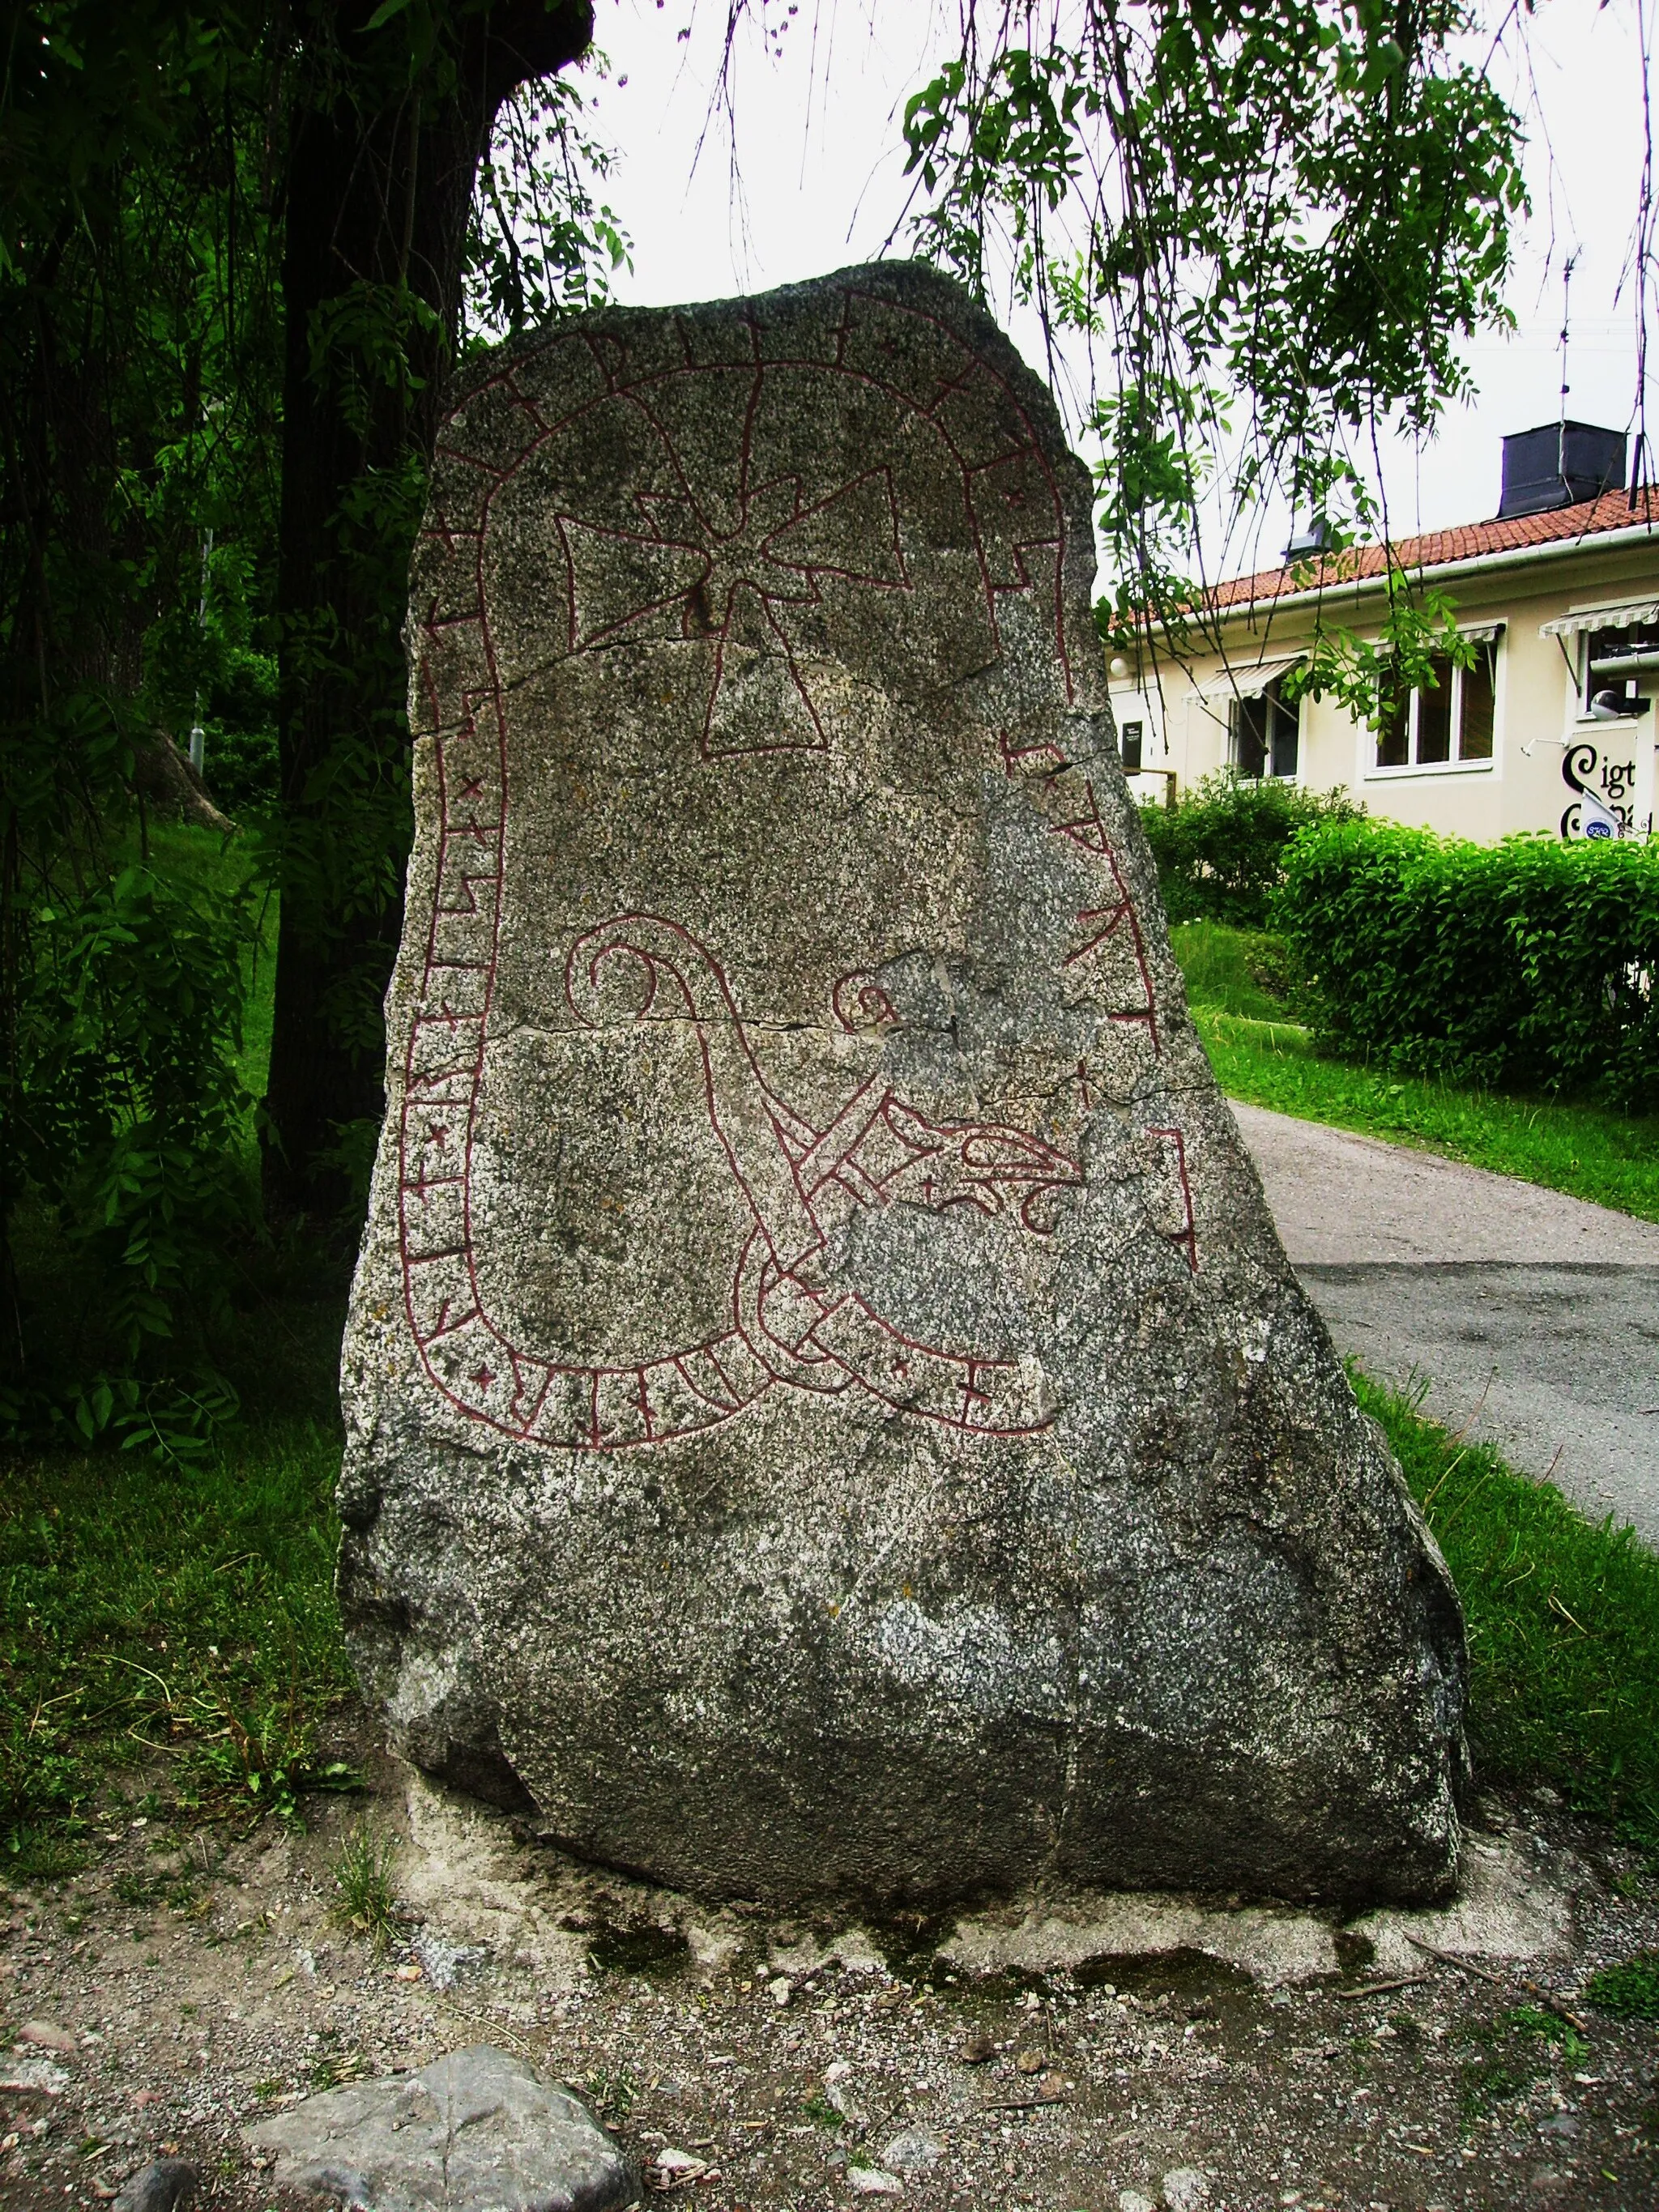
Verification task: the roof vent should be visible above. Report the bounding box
[1282,515,1333,564]
[1498,421,1626,520]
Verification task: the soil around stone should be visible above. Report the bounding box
[2,1726,1655,2212]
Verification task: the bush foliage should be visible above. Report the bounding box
[1277,821,1659,1109]
[6,853,259,1447]
[1137,771,1364,927]
[0,4,622,1451]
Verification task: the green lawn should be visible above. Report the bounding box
[1167,918,1293,1023]
[1,1421,352,1874]
[0,829,346,1873]
[1171,921,1659,1223]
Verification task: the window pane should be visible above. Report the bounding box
[1416,654,1453,764]
[1120,719,1143,773]
[1266,680,1299,778]
[1584,624,1658,715]
[1459,646,1495,760]
[1235,697,1268,779]
[1375,680,1409,768]
[1589,620,1659,676]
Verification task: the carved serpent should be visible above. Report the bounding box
[565,913,1082,1418]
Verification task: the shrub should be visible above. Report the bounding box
[1585,1954,1659,2020]
[1137,770,1365,927]
[201,642,280,811]
[1276,821,1659,1109]
[203,720,279,812]
[2,855,259,1449]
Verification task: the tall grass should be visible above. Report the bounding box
[1360,1370,1659,1856]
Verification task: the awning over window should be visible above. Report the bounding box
[1458,621,1504,645]
[1187,652,1306,704]
[1540,599,1659,639]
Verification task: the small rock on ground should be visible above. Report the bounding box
[1162,2169,1211,2212]
[112,2159,198,2212]
[881,2128,945,2174]
[0,2055,70,2095]
[245,2044,631,2211]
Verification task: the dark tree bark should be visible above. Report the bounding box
[264,0,592,1226]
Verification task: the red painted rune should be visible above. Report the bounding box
[557,467,908,757]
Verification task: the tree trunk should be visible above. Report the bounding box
[264,0,592,1228]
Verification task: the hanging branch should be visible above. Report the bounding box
[897,0,1528,701]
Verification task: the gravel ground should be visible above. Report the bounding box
[2,1734,1656,2212]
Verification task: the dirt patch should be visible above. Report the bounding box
[1,1743,1656,2211]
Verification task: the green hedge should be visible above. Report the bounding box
[1277,821,1659,1108]
[1137,771,1364,927]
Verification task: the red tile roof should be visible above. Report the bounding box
[1208,486,1659,613]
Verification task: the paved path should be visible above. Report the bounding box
[1231,1101,1659,1547]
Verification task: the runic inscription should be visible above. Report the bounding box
[396,283,1196,1450]
[403,908,1085,1449]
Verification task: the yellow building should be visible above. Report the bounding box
[1111,434,1659,842]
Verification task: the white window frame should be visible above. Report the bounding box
[1366,634,1500,780]
[1230,680,1303,783]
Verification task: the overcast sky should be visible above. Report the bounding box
[582,0,1654,578]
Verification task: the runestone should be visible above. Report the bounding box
[340,262,1467,1907]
